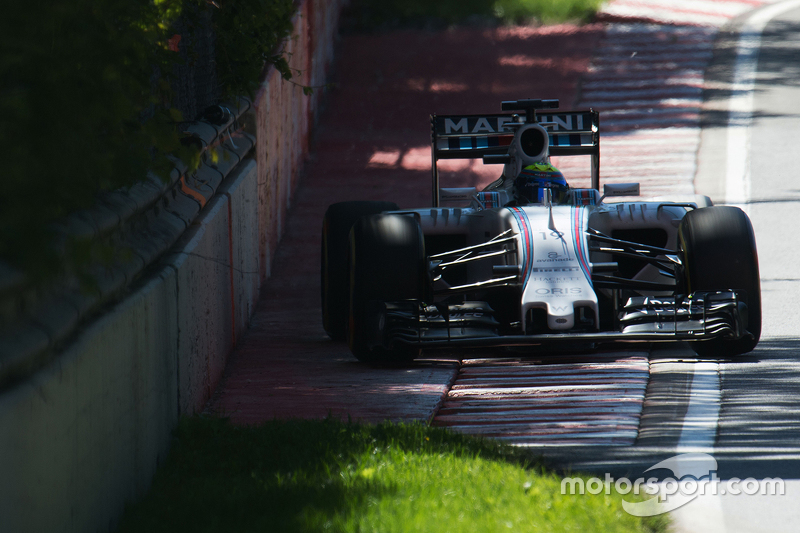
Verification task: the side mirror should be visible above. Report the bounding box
[601,183,640,201]
[439,187,478,203]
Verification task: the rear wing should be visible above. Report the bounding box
[430,110,600,206]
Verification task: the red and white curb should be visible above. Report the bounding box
[431,355,649,446]
[601,0,770,27]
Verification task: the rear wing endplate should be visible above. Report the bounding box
[430,110,600,206]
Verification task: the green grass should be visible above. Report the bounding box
[341,0,605,31]
[116,417,668,533]
[494,0,605,23]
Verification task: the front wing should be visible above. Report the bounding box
[376,291,750,349]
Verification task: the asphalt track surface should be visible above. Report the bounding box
[208,1,800,530]
[669,3,800,530]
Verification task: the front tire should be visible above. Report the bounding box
[321,201,399,340]
[679,206,761,356]
[348,214,428,363]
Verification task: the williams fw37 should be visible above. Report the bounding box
[321,99,760,363]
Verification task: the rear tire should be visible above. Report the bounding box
[348,214,427,363]
[679,206,761,356]
[321,201,399,340]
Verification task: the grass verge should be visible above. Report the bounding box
[116,417,668,532]
[341,0,605,32]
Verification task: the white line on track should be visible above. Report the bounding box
[724,0,800,210]
[670,3,800,530]
[677,0,800,470]
[676,362,722,452]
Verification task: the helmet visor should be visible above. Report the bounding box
[515,171,568,204]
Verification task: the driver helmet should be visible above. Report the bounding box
[514,162,569,204]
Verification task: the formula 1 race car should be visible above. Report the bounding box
[321,99,761,363]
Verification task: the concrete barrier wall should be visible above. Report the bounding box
[0,0,345,530]
[167,160,262,415]
[0,266,180,532]
[256,0,341,279]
